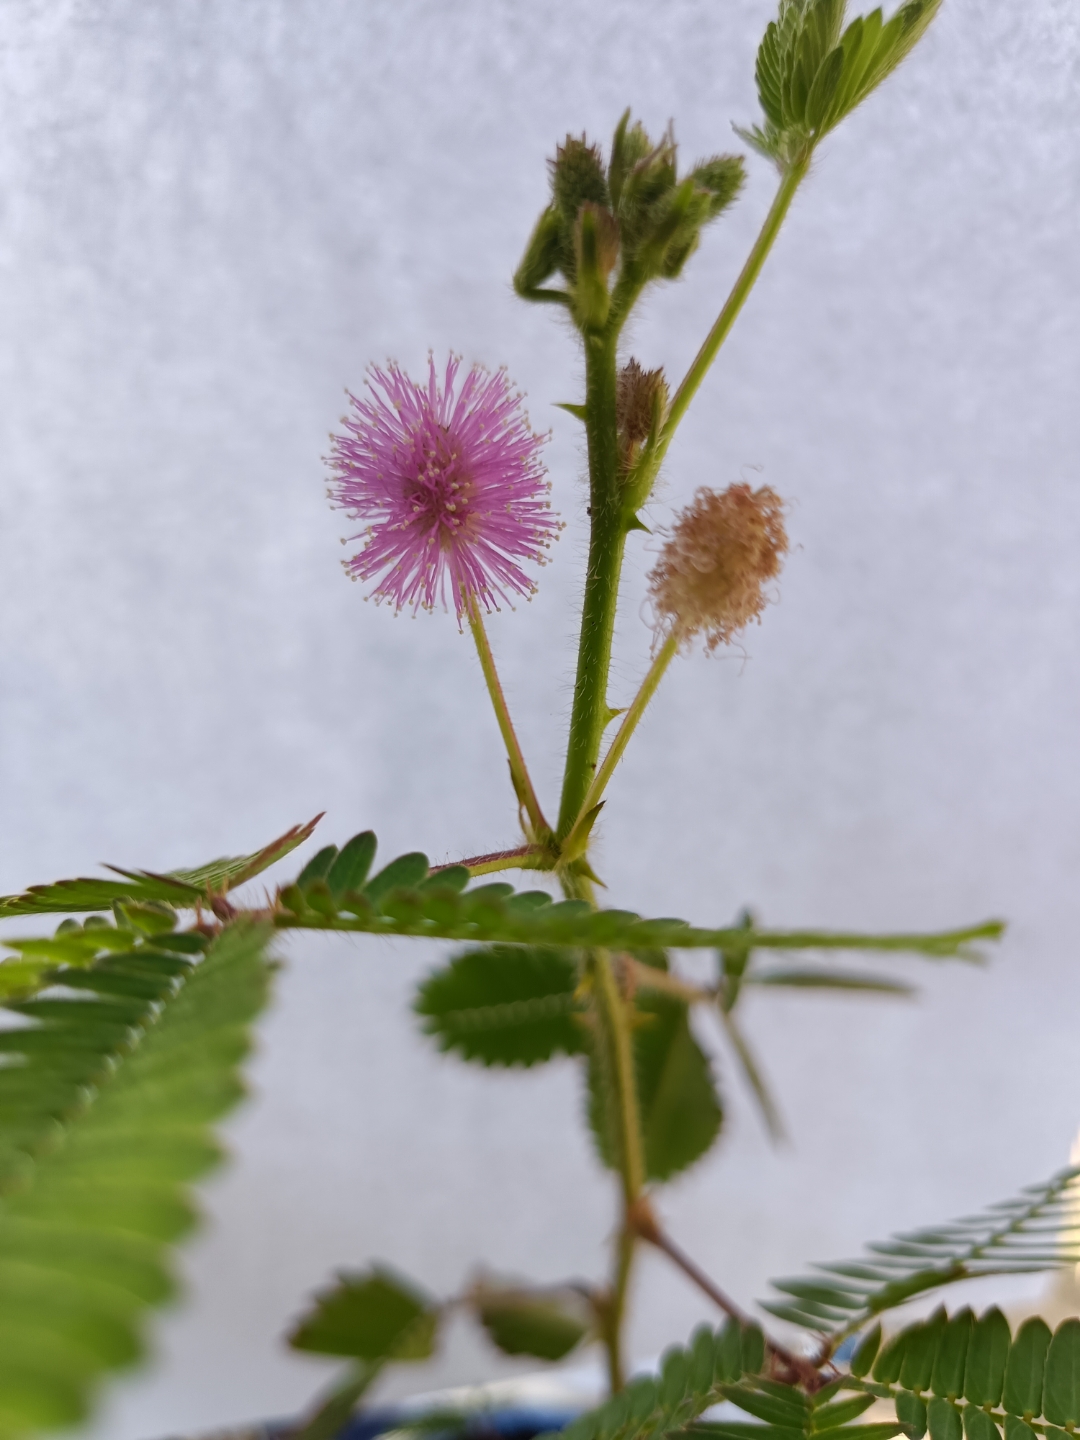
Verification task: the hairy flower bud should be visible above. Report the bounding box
[617,359,668,448]
[550,135,610,223]
[649,484,788,650]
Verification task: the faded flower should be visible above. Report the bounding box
[649,483,788,650]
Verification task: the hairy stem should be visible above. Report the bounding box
[557,329,625,840]
[468,598,550,842]
[562,866,645,1394]
[430,846,552,877]
[600,1224,636,1394]
[562,633,679,852]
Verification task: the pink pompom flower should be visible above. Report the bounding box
[328,354,559,618]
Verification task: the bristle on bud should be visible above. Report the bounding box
[649,484,788,650]
[617,359,668,448]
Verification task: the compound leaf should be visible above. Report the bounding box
[762,1168,1080,1341]
[0,818,321,918]
[272,833,1001,964]
[0,920,272,1434]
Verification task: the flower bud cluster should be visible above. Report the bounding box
[649,483,788,650]
[514,115,745,332]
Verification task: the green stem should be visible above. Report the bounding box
[638,162,808,492]
[602,1224,636,1394]
[561,865,645,1396]
[557,329,625,840]
[467,597,550,841]
[562,633,679,854]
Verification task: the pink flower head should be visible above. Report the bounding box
[328,354,559,618]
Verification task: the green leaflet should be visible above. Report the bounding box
[739,0,942,168]
[472,1279,590,1361]
[414,946,587,1067]
[0,817,320,918]
[588,984,723,1183]
[761,1168,1080,1339]
[847,1309,1080,1440]
[1003,1318,1051,1417]
[0,920,272,1437]
[288,1266,438,1362]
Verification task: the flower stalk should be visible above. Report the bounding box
[562,633,679,854]
[467,598,552,844]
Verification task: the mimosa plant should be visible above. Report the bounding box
[1,4,1076,1439]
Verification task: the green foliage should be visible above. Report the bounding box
[289,1266,438,1362]
[740,0,942,170]
[589,977,723,1182]
[847,1307,1080,1440]
[547,1320,767,1440]
[273,831,1002,961]
[415,946,586,1067]
[0,920,271,1437]
[0,817,320,919]
[762,1167,1080,1340]
[472,1278,590,1361]
[0,914,206,1004]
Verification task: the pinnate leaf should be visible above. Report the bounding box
[762,1167,1080,1338]
[273,832,1001,963]
[0,817,321,918]
[0,920,271,1434]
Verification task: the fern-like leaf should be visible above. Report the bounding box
[763,1168,1080,1344]
[0,817,321,918]
[0,920,272,1436]
[271,833,1002,961]
[546,1321,767,1440]
[0,830,1001,967]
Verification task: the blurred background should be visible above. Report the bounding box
[1,1,1079,1435]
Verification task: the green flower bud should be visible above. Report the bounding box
[608,110,656,211]
[513,206,563,298]
[571,202,619,330]
[550,135,610,225]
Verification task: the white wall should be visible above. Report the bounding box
[1,2,1079,1436]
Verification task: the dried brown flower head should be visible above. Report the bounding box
[649,483,788,650]
[616,358,669,447]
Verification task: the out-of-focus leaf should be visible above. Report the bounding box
[288,1266,438,1362]
[415,946,586,1067]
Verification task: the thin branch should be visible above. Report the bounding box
[561,634,679,858]
[630,1203,825,1391]
[429,846,551,877]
